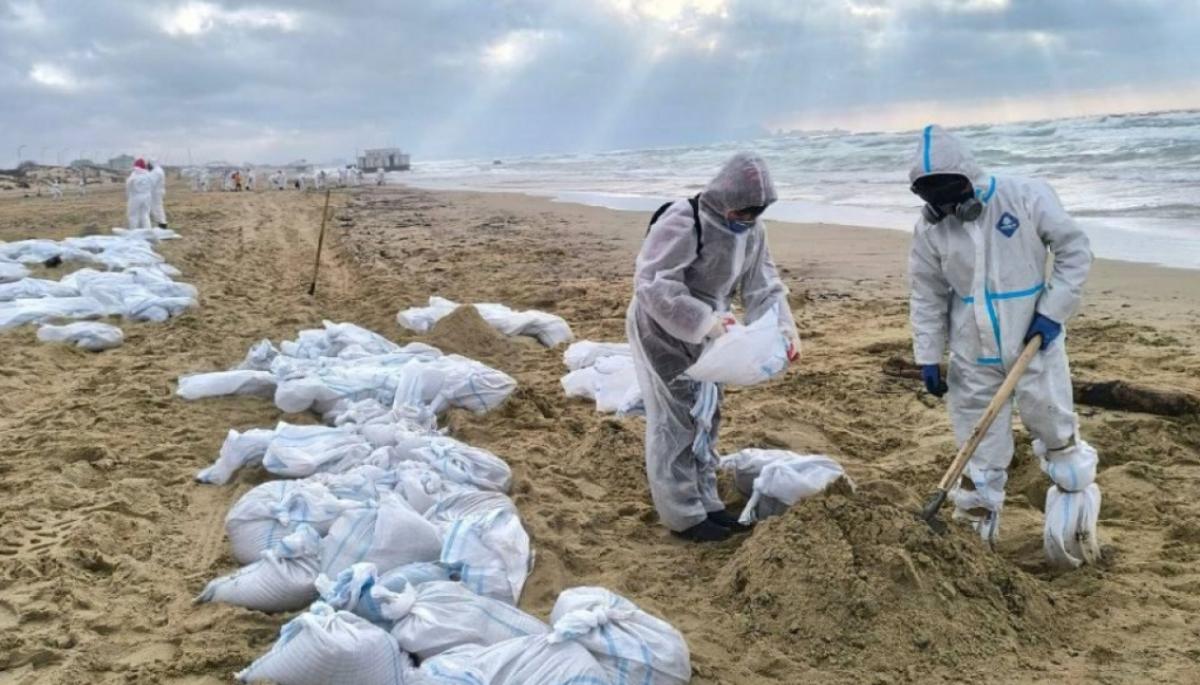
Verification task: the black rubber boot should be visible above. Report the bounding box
[674,519,731,543]
[707,509,754,534]
[157,223,169,229]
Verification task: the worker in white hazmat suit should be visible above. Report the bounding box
[375,168,385,186]
[627,152,801,542]
[147,160,168,228]
[125,159,155,229]
[908,124,1100,568]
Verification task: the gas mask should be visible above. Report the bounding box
[911,174,981,224]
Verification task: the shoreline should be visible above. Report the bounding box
[399,180,1200,271]
[400,184,1200,329]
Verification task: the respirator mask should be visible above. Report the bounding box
[911,174,981,224]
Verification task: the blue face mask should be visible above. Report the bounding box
[726,218,755,234]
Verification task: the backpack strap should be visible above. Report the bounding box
[646,194,703,255]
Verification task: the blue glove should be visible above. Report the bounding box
[1024,313,1062,351]
[921,364,948,398]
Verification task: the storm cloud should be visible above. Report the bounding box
[2,0,1198,165]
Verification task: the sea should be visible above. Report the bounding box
[405,109,1200,270]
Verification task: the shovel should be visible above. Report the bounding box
[308,188,332,296]
[919,335,1042,532]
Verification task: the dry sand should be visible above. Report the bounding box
[0,183,1198,684]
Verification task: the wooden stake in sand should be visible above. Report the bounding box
[308,188,332,296]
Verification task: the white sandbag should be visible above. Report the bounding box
[198,525,320,612]
[475,302,574,347]
[549,587,691,685]
[0,296,107,330]
[683,303,789,386]
[36,322,124,351]
[261,424,372,478]
[432,494,532,604]
[1044,483,1102,569]
[418,633,607,685]
[0,277,78,301]
[719,449,849,524]
[0,260,30,284]
[280,320,413,360]
[561,355,642,415]
[397,296,573,347]
[226,479,349,565]
[196,428,275,485]
[275,366,397,414]
[121,293,195,322]
[382,580,548,659]
[392,434,512,493]
[392,355,517,415]
[320,492,443,577]
[236,339,280,371]
[563,340,631,371]
[177,370,277,400]
[395,296,458,333]
[236,602,414,685]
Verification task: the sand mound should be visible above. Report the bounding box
[718,480,1066,674]
[423,305,515,363]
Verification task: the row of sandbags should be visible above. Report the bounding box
[0,229,195,345]
[181,322,692,683]
[237,581,690,685]
[177,320,516,421]
[396,296,574,348]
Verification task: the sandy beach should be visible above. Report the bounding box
[1,182,1198,684]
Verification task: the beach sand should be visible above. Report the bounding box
[0,183,1198,684]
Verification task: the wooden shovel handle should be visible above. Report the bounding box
[936,336,1042,492]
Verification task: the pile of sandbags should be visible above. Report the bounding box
[397,296,574,348]
[559,341,642,415]
[185,322,692,684]
[178,321,516,420]
[0,230,194,338]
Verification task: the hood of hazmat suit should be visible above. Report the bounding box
[626,152,797,532]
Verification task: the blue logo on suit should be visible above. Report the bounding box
[996,212,1020,238]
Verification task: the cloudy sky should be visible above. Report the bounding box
[3,0,1198,166]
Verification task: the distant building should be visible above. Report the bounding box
[358,148,410,171]
[107,154,135,170]
[70,159,96,168]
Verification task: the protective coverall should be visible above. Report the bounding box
[908,125,1100,566]
[627,152,798,533]
[126,166,155,229]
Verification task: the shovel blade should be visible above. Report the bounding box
[919,489,950,534]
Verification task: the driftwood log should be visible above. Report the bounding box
[882,356,1200,418]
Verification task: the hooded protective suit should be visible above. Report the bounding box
[626,152,798,532]
[148,162,167,226]
[126,167,154,229]
[908,125,1099,565]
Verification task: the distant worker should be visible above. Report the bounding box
[77,176,87,196]
[355,167,364,185]
[125,158,155,229]
[627,152,801,543]
[908,124,1098,568]
[271,169,286,190]
[375,167,385,186]
[316,169,327,190]
[49,179,63,200]
[200,170,211,192]
[337,167,348,187]
[247,169,257,191]
[148,160,168,228]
